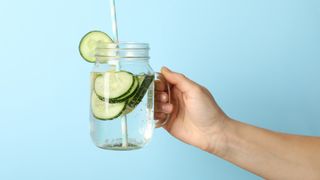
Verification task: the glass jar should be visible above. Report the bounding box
[89,42,170,151]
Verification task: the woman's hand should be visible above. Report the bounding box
[155,67,228,151]
[155,67,320,179]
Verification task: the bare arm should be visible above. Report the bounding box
[212,119,320,179]
[156,67,320,180]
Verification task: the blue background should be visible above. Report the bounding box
[0,0,319,179]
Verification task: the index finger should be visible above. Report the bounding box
[155,79,166,91]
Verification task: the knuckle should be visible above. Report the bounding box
[193,84,210,94]
[201,86,209,93]
[192,85,203,92]
[177,73,186,79]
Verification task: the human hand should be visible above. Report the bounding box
[156,67,320,180]
[155,67,229,151]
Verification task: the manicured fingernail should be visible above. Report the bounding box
[162,66,171,72]
[163,104,173,112]
[161,94,168,102]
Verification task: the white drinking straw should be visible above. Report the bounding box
[109,0,128,149]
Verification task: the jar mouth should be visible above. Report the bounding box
[95,42,150,62]
[96,42,149,49]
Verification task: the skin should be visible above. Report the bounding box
[155,67,320,180]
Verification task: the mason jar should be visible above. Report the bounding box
[89,42,170,151]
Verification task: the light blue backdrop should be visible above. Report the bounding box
[0,0,319,179]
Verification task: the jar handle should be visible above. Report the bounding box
[155,72,171,128]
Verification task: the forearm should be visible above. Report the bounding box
[208,118,320,179]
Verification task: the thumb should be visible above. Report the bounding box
[161,67,196,93]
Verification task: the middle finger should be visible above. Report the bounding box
[155,91,169,103]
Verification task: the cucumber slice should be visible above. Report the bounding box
[137,75,145,86]
[111,76,139,103]
[127,74,154,109]
[79,31,112,63]
[94,71,135,100]
[91,92,126,120]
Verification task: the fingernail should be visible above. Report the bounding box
[162,66,171,72]
[161,94,168,102]
[163,104,173,112]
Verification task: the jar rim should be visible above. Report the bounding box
[94,42,150,62]
[96,42,149,50]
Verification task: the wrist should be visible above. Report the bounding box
[204,116,233,157]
